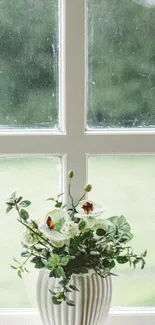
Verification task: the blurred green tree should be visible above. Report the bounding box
[88,0,155,128]
[0,0,58,127]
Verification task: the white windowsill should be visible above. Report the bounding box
[0,307,155,325]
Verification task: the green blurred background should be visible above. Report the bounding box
[1,0,155,128]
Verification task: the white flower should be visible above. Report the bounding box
[82,217,97,231]
[75,200,104,218]
[61,221,79,239]
[39,209,70,248]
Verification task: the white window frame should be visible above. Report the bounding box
[0,0,155,324]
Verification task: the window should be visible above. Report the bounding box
[0,0,155,324]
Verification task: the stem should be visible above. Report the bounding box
[75,192,86,207]
[68,180,75,211]
[15,201,22,221]
[17,218,54,248]
[20,255,31,268]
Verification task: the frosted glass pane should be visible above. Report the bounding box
[88,156,155,306]
[87,0,155,128]
[0,0,59,129]
[0,157,59,307]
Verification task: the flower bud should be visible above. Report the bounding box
[84,184,92,192]
[68,170,74,178]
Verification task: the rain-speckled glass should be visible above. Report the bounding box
[88,155,155,306]
[0,157,59,307]
[87,0,155,128]
[0,0,59,129]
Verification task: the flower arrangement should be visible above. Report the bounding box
[6,170,146,306]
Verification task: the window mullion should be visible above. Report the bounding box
[62,0,87,202]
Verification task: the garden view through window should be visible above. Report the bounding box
[89,156,155,306]
[87,0,155,128]
[0,0,59,129]
[0,157,59,307]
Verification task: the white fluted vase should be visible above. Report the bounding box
[37,269,112,325]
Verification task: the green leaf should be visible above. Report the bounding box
[69,284,79,292]
[55,266,65,278]
[47,197,55,201]
[31,256,41,263]
[6,205,13,213]
[21,251,29,257]
[12,192,16,200]
[57,193,64,199]
[80,267,88,274]
[16,196,23,204]
[31,220,39,229]
[45,262,53,270]
[17,270,22,279]
[20,200,31,207]
[49,289,57,296]
[55,218,65,232]
[78,221,86,231]
[141,258,146,270]
[61,256,70,266]
[35,261,45,269]
[55,202,63,208]
[117,256,129,264]
[6,201,15,207]
[10,265,17,270]
[65,297,75,306]
[143,249,147,257]
[90,251,100,256]
[52,296,62,305]
[50,254,61,266]
[19,209,29,221]
[96,228,106,236]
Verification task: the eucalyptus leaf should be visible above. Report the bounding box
[69,284,79,292]
[10,265,17,270]
[20,200,31,207]
[19,209,29,221]
[17,270,22,279]
[6,205,13,213]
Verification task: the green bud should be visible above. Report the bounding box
[84,184,92,192]
[68,170,74,178]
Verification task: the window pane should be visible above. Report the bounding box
[0,0,59,129]
[88,156,155,306]
[0,157,59,307]
[87,0,155,128]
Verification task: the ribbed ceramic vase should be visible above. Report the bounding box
[37,269,112,325]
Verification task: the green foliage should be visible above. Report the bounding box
[7,175,147,306]
[19,209,29,221]
[78,221,86,230]
[19,200,31,208]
